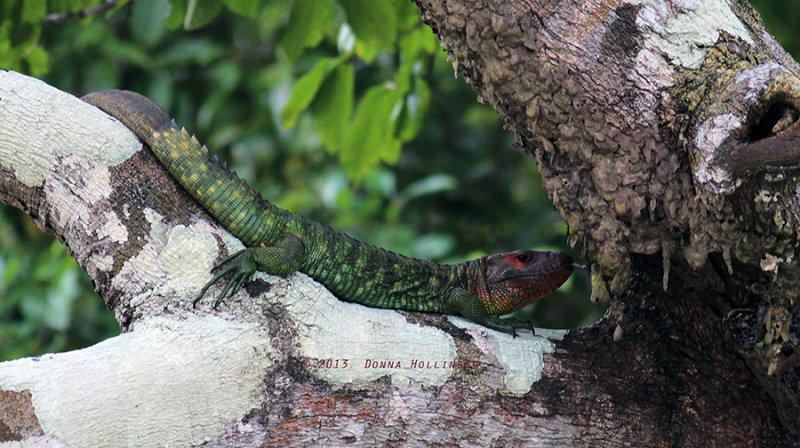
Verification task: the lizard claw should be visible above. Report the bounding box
[483,316,536,337]
[194,249,257,308]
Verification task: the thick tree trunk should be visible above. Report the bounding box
[414,0,800,442]
[0,0,798,446]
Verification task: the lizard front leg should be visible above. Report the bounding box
[446,288,534,337]
[195,232,306,307]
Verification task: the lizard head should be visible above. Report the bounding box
[479,250,574,315]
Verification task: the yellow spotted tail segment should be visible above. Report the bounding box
[82,90,471,313]
[83,90,288,247]
[81,90,570,330]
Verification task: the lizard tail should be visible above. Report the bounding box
[83,90,174,145]
[83,89,290,247]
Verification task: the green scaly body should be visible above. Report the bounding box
[83,90,573,334]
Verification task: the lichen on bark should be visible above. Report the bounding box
[414,0,800,432]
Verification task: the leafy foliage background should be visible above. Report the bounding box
[0,0,792,360]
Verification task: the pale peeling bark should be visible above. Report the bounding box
[1,0,799,444]
[0,72,584,447]
[414,0,800,441]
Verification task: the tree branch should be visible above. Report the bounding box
[2,0,800,441]
[0,70,580,446]
[44,0,120,23]
[414,0,800,438]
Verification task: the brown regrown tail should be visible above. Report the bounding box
[83,90,174,144]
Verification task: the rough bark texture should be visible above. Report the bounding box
[0,74,591,447]
[1,0,800,446]
[414,0,800,441]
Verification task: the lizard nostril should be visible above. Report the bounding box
[749,101,799,141]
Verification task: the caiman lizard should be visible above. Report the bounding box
[83,90,574,335]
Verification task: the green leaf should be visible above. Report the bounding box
[337,0,396,62]
[182,0,222,30]
[386,173,455,222]
[281,56,343,129]
[313,63,354,152]
[398,78,430,142]
[280,0,336,62]
[131,0,170,45]
[48,0,81,13]
[395,26,438,93]
[399,28,424,61]
[21,0,46,23]
[101,40,150,67]
[340,85,403,182]
[222,0,261,18]
[403,174,456,199]
[155,37,224,66]
[394,1,424,31]
[0,5,47,76]
[418,24,439,53]
[395,36,420,94]
[7,18,38,48]
[166,0,187,29]
[25,45,49,76]
[253,1,291,39]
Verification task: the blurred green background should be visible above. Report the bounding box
[0,0,794,360]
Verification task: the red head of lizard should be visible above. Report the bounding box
[469,250,574,315]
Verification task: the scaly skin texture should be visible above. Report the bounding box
[83,90,574,334]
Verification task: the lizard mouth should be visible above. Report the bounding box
[485,250,574,283]
[482,250,575,311]
[494,262,574,282]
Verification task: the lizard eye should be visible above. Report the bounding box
[516,253,531,263]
